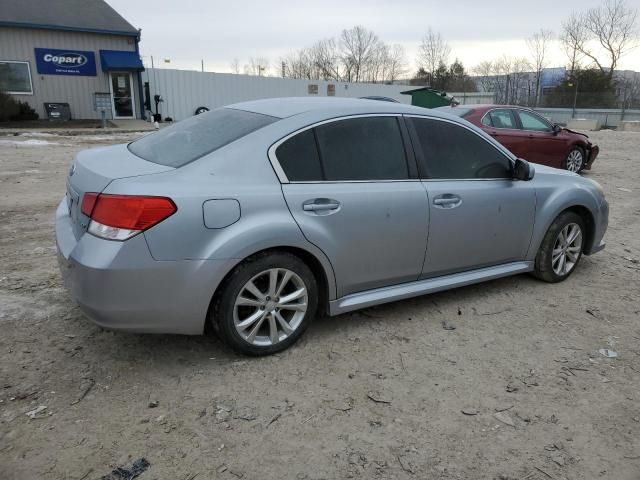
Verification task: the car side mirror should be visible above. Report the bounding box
[552,124,561,135]
[513,158,535,181]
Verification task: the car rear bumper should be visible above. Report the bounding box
[55,199,237,335]
[584,144,599,170]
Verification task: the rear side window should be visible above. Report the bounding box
[410,117,512,179]
[315,117,408,181]
[276,129,323,181]
[128,108,277,167]
[486,109,516,129]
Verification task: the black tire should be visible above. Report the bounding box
[533,211,585,283]
[194,106,209,115]
[563,146,585,173]
[211,252,318,356]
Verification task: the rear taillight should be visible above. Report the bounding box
[81,193,177,241]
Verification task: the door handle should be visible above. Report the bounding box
[302,199,341,212]
[433,194,462,208]
[490,131,499,137]
[303,203,340,211]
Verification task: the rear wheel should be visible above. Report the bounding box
[212,252,318,356]
[533,211,585,283]
[564,147,585,173]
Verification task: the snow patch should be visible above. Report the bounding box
[0,139,62,146]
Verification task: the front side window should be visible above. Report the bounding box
[410,117,512,179]
[486,109,516,129]
[314,117,409,181]
[518,110,551,132]
[128,108,278,167]
[0,61,33,94]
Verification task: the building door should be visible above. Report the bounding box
[109,72,135,119]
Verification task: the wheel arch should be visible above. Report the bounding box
[528,202,597,260]
[205,245,335,332]
[564,205,596,253]
[568,142,587,154]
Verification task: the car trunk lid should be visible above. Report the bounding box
[66,144,174,239]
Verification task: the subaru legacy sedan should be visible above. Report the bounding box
[56,98,608,355]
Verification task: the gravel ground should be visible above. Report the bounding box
[0,130,639,480]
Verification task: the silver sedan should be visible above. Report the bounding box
[56,98,608,355]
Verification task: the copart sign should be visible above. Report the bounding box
[35,48,97,76]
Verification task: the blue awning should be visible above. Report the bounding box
[100,50,144,71]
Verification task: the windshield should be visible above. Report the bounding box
[128,108,278,167]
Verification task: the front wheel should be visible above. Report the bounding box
[533,211,585,283]
[212,252,318,356]
[564,147,585,173]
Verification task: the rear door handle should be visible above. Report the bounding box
[302,199,341,213]
[303,203,340,211]
[433,194,462,208]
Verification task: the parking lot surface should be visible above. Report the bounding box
[1,130,639,479]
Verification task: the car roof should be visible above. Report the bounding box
[226,96,456,120]
[438,104,537,113]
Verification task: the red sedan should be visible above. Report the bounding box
[437,105,599,172]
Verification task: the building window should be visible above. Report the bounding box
[0,61,33,95]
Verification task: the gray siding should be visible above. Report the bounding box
[0,26,140,119]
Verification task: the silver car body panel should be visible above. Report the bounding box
[55,97,608,335]
[419,178,535,278]
[56,199,236,334]
[329,261,533,315]
[282,181,429,297]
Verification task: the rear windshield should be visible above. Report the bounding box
[128,108,278,167]
[436,107,474,118]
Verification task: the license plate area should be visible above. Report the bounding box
[66,182,80,223]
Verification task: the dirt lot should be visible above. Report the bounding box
[0,130,639,480]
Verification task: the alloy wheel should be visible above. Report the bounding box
[233,268,308,347]
[552,222,583,276]
[566,150,583,172]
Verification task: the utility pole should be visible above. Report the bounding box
[201,59,204,72]
[461,71,466,105]
[570,79,579,119]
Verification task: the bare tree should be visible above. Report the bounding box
[417,28,451,85]
[280,26,407,84]
[229,58,240,74]
[386,44,407,83]
[473,60,495,93]
[562,0,638,80]
[244,57,270,76]
[281,49,313,79]
[560,12,588,74]
[527,29,554,106]
[620,71,640,112]
[365,42,389,83]
[311,38,342,80]
[340,26,380,82]
[473,56,531,105]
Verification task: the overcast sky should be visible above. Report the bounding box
[108,0,640,74]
